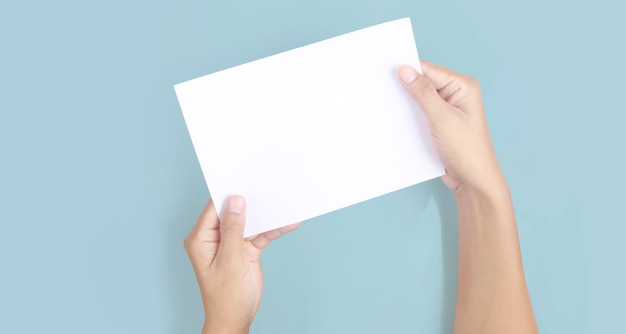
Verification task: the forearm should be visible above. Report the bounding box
[202,321,250,334]
[202,306,252,334]
[453,181,537,334]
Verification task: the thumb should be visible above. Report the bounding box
[398,65,446,123]
[216,195,247,262]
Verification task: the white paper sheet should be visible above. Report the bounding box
[174,18,444,237]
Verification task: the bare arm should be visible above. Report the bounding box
[399,61,538,333]
[455,184,537,333]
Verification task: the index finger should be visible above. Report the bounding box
[420,60,465,91]
[420,60,481,110]
[191,199,219,233]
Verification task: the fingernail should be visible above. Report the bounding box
[227,196,245,214]
[399,66,418,84]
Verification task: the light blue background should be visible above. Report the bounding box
[1,0,624,333]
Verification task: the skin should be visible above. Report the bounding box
[184,196,299,334]
[398,61,538,334]
[185,60,538,333]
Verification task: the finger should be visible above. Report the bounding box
[194,199,219,232]
[420,60,463,90]
[216,195,247,262]
[398,65,447,123]
[250,222,301,250]
[184,199,219,252]
[421,60,480,109]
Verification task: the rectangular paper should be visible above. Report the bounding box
[174,18,444,237]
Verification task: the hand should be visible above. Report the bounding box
[184,196,300,334]
[400,62,538,333]
[398,61,505,195]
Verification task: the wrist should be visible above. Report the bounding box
[454,177,512,213]
[202,321,250,334]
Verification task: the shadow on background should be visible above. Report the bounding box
[163,185,209,334]
[431,180,459,333]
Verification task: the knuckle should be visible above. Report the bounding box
[183,235,194,251]
[183,232,204,251]
[465,75,480,90]
[442,76,480,107]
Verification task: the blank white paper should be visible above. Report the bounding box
[174,17,445,237]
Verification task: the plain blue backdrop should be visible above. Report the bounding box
[1,0,624,333]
